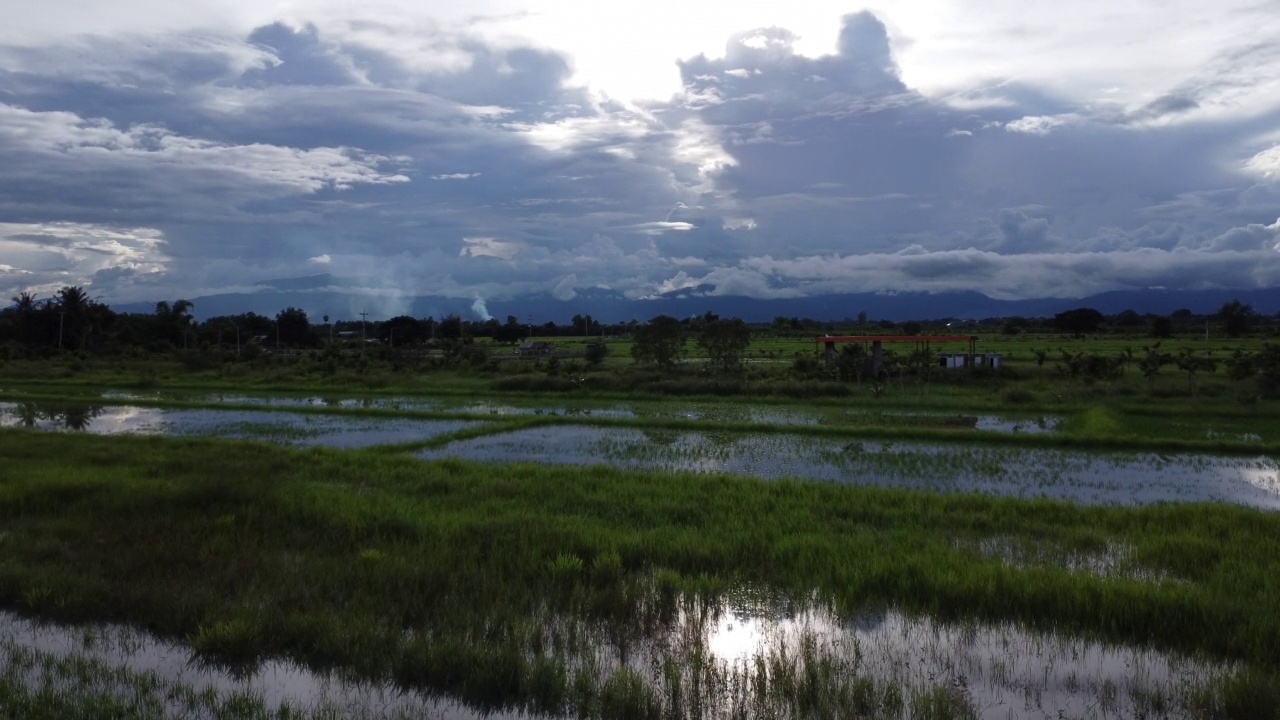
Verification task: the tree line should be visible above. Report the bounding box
[2,286,1273,362]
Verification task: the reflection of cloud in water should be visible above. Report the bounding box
[0,612,515,720]
[422,426,1280,509]
[682,598,1231,719]
[1,598,1235,720]
[1240,467,1280,495]
[0,403,478,449]
[0,403,157,433]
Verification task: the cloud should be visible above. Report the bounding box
[2,9,1280,311]
[1004,115,1070,135]
[0,221,170,299]
[615,221,696,236]
[1246,144,1280,180]
[1208,218,1280,251]
[551,274,577,301]
[993,209,1051,253]
[731,247,1280,301]
[459,237,521,260]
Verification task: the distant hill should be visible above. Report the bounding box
[115,283,1280,324]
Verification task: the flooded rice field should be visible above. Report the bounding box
[419,425,1280,509]
[0,593,1238,720]
[48,389,1068,431]
[0,612,488,720]
[0,402,477,449]
[4,396,1278,508]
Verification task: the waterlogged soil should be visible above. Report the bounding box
[0,613,511,720]
[0,402,479,449]
[648,597,1230,720]
[419,426,1280,508]
[0,597,1237,720]
[63,389,1067,432]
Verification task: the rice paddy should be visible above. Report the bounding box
[0,401,479,449]
[2,378,1280,718]
[0,593,1252,720]
[416,425,1280,508]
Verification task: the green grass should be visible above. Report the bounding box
[0,429,1278,717]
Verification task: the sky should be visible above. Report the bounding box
[2,0,1280,319]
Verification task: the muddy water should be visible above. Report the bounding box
[418,425,1280,508]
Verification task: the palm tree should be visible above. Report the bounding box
[10,292,37,347]
[155,299,195,349]
[55,286,92,350]
[10,291,36,312]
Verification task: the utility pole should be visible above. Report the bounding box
[359,310,369,356]
[57,311,65,351]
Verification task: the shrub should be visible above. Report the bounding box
[1002,387,1034,405]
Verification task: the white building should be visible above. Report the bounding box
[938,353,1002,369]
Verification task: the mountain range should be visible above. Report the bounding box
[115,274,1280,324]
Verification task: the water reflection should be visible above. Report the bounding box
[0,613,509,720]
[0,591,1238,720]
[420,426,1280,509]
[670,599,1226,719]
[0,402,480,449]
[3,402,106,431]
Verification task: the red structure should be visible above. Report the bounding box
[816,334,978,374]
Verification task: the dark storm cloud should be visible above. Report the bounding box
[2,10,1280,309]
[0,19,715,304]
[992,209,1052,253]
[641,9,1280,304]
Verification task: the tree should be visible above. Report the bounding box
[438,314,464,340]
[1149,315,1173,339]
[1138,344,1171,395]
[1217,299,1255,337]
[1255,344,1280,398]
[571,314,597,336]
[631,315,685,370]
[381,315,425,346]
[154,299,195,349]
[834,344,867,383]
[1052,307,1104,335]
[584,340,608,367]
[495,315,525,343]
[10,292,38,347]
[697,317,751,375]
[1175,348,1216,398]
[276,307,312,347]
[1113,309,1142,327]
[1226,348,1255,382]
[908,346,935,395]
[55,285,92,350]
